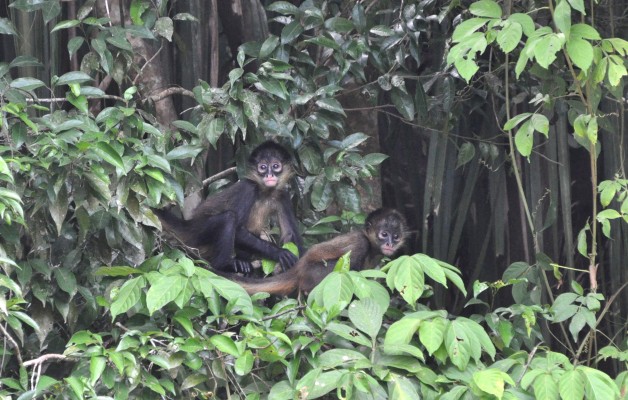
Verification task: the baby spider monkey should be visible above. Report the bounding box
[225,208,407,296]
[154,141,304,274]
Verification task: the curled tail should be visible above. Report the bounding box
[219,269,300,296]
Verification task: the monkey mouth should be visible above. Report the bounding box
[382,246,396,256]
[264,177,278,187]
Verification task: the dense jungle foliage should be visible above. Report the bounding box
[0,0,627,398]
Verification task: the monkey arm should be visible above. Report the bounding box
[277,191,304,254]
[234,226,298,271]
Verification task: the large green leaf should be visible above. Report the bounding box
[110,276,146,319]
[348,297,383,339]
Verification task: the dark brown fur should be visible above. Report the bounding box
[228,208,407,296]
[155,141,303,273]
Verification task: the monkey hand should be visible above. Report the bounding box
[233,259,254,275]
[278,249,298,272]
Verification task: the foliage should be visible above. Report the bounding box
[0,0,626,399]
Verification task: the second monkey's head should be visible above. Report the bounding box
[248,140,294,190]
[365,208,408,256]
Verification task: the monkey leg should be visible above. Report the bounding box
[234,227,299,271]
[197,211,253,274]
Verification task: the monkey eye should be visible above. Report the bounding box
[380,231,389,239]
[272,163,282,172]
[258,164,268,174]
[393,234,399,240]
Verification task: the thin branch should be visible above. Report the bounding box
[23,353,67,367]
[516,342,542,384]
[202,166,237,187]
[574,281,628,362]
[133,41,165,86]
[0,323,23,366]
[261,305,305,321]
[148,87,195,103]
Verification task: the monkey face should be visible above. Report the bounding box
[378,229,403,256]
[257,159,283,188]
[365,208,407,256]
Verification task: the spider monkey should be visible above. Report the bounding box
[154,141,304,274]
[224,208,407,296]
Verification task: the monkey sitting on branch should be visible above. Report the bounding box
[154,141,304,275]
[223,208,407,297]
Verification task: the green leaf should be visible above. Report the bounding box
[452,18,490,42]
[51,19,80,33]
[259,35,279,58]
[257,77,287,99]
[166,145,203,160]
[55,71,93,86]
[607,55,627,87]
[414,253,447,287]
[553,0,571,36]
[445,320,471,370]
[533,373,559,399]
[210,334,240,357]
[418,317,446,355]
[9,77,46,91]
[567,37,594,71]
[348,297,383,339]
[534,33,564,69]
[508,13,536,37]
[469,0,502,18]
[531,114,549,136]
[315,98,346,116]
[304,35,340,50]
[389,373,421,399]
[235,350,254,375]
[181,374,208,391]
[92,141,126,171]
[154,17,173,41]
[325,322,372,347]
[279,19,303,45]
[580,366,620,399]
[65,376,84,399]
[473,369,514,398]
[559,370,585,400]
[514,120,534,158]
[0,17,17,35]
[89,356,106,386]
[110,276,146,319]
[370,25,395,37]
[146,274,186,314]
[571,24,601,40]
[456,142,475,168]
[497,20,523,53]
[386,256,425,305]
[567,0,586,14]
[317,349,370,369]
[324,17,354,33]
[391,87,415,120]
[267,1,300,15]
[53,268,77,297]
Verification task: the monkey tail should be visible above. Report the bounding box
[220,269,300,296]
[153,208,190,234]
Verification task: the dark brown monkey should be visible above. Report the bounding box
[226,208,407,296]
[154,141,304,274]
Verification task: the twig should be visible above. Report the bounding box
[0,323,23,365]
[202,166,237,187]
[516,342,542,384]
[23,353,67,367]
[574,281,628,362]
[133,42,165,86]
[261,305,305,321]
[148,87,195,103]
